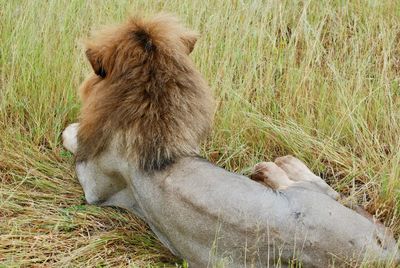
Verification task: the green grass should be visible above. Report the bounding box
[1,0,400,267]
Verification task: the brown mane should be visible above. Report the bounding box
[76,14,215,171]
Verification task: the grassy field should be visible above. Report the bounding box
[1,0,400,267]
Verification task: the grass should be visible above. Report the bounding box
[1,0,400,266]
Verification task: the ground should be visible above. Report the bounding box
[1,0,399,267]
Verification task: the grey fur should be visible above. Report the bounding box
[63,123,399,267]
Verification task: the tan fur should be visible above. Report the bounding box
[77,14,215,171]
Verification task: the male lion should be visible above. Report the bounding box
[63,14,399,267]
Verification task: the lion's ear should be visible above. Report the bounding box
[181,31,199,54]
[85,48,106,78]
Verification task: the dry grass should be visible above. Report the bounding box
[1,0,399,267]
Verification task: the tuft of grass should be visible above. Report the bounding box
[1,0,399,267]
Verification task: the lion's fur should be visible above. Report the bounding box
[76,14,215,171]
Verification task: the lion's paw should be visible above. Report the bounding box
[251,155,340,200]
[62,123,79,154]
[250,162,293,190]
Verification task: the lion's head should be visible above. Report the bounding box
[77,14,215,171]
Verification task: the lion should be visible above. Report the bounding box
[63,13,399,267]
[76,14,214,171]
